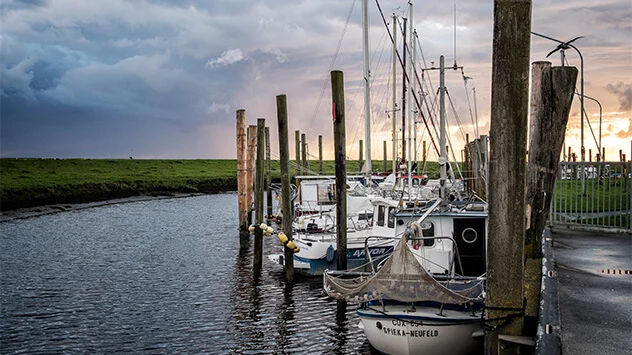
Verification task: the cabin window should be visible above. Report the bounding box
[316,184,335,205]
[421,221,435,247]
[377,206,385,227]
[387,207,396,228]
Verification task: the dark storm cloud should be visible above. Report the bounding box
[606,82,632,111]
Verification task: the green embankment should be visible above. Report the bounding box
[0,158,442,211]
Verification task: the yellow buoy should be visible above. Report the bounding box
[292,245,300,253]
[248,225,255,233]
[286,240,297,250]
[259,223,268,230]
[266,226,274,234]
[278,232,288,245]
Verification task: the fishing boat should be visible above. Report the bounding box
[324,196,488,355]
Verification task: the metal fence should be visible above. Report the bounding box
[550,161,631,233]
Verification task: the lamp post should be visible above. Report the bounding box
[531,31,585,192]
[576,93,602,162]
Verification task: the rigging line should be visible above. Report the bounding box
[446,89,468,142]
[461,70,478,137]
[374,0,439,156]
[306,0,357,138]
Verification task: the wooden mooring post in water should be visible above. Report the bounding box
[319,135,323,174]
[486,0,532,353]
[295,130,301,177]
[236,110,249,249]
[266,127,273,220]
[276,94,294,282]
[331,70,348,310]
[246,125,257,228]
[253,118,266,271]
[301,133,308,175]
[524,65,578,328]
[359,140,363,172]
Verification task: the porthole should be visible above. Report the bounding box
[462,227,478,244]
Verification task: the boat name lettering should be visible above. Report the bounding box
[348,247,393,259]
[382,327,439,337]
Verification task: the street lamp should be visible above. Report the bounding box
[531,31,586,192]
[576,93,602,162]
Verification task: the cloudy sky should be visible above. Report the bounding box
[1,0,630,161]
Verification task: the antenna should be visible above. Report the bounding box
[453,4,457,68]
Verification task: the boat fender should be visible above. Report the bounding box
[278,232,288,245]
[326,245,335,264]
[259,223,268,230]
[248,225,255,233]
[266,226,274,234]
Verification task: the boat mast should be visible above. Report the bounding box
[362,0,372,179]
[391,14,398,173]
[401,17,407,165]
[439,55,447,200]
[407,2,413,194]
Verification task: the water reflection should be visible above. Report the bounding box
[0,195,373,354]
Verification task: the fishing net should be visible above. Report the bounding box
[323,235,485,304]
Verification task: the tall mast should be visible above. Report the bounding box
[401,17,407,164]
[407,2,413,193]
[439,55,447,200]
[391,14,398,173]
[412,30,418,167]
[362,0,371,178]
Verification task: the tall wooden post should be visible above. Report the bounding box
[528,61,551,161]
[331,70,348,275]
[383,140,388,172]
[254,118,266,271]
[295,130,301,177]
[359,140,364,172]
[266,127,273,219]
[246,125,257,227]
[487,0,532,352]
[524,66,578,326]
[301,133,308,175]
[602,147,606,162]
[422,140,427,169]
[236,110,249,249]
[277,95,294,283]
[319,135,323,174]
[589,149,592,162]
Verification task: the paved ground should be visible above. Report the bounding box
[551,227,632,355]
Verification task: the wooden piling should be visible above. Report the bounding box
[528,61,551,161]
[359,140,364,172]
[319,135,323,174]
[486,0,532,352]
[301,133,308,175]
[331,70,348,273]
[295,130,301,177]
[266,127,273,219]
[236,110,249,249]
[524,66,578,323]
[332,70,347,310]
[254,118,266,271]
[383,140,388,172]
[246,125,257,227]
[276,95,294,283]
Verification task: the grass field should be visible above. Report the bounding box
[0,158,443,211]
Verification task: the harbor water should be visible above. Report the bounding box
[0,194,374,354]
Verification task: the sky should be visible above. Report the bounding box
[1,0,631,161]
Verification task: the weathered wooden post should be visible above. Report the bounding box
[254,118,266,271]
[318,135,323,174]
[528,61,551,161]
[331,70,348,279]
[276,95,294,283]
[246,125,257,227]
[359,140,364,172]
[266,127,273,219]
[524,66,578,332]
[486,0,532,353]
[236,110,249,249]
[383,140,388,172]
[301,133,308,175]
[589,149,592,162]
[295,130,301,177]
[422,140,427,170]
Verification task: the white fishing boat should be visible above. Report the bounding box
[324,197,488,355]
